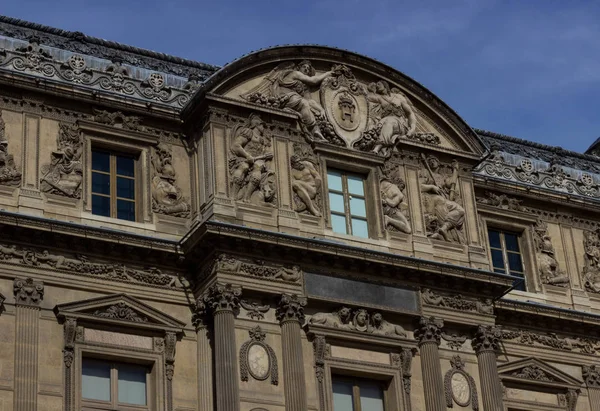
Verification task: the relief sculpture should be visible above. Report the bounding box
[419,155,465,243]
[583,229,600,293]
[0,110,21,186]
[309,306,406,338]
[380,157,411,234]
[40,123,83,198]
[290,143,322,216]
[229,114,276,207]
[151,143,190,218]
[532,221,569,287]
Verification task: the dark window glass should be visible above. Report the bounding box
[92,172,110,195]
[505,233,520,252]
[91,151,110,172]
[332,376,385,411]
[491,249,505,270]
[487,228,527,291]
[488,230,502,249]
[117,200,136,222]
[92,195,111,217]
[116,155,135,177]
[116,177,135,199]
[91,150,136,221]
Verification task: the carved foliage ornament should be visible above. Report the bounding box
[240,300,270,320]
[13,277,44,306]
[40,122,83,198]
[0,110,22,186]
[276,294,307,324]
[511,365,556,382]
[203,283,242,315]
[500,329,599,355]
[444,355,478,410]
[471,325,501,353]
[239,326,278,385]
[92,302,149,323]
[309,306,407,338]
[415,316,444,345]
[151,143,190,217]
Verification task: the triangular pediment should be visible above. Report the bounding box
[54,293,185,332]
[498,357,582,388]
[183,45,485,161]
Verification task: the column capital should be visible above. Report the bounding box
[276,294,307,324]
[203,283,242,315]
[583,365,600,387]
[472,325,502,353]
[415,316,443,346]
[14,277,44,307]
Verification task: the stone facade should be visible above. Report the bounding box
[0,14,599,411]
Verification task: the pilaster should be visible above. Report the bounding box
[472,325,504,411]
[415,316,445,411]
[583,365,600,411]
[193,299,214,411]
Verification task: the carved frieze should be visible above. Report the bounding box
[229,114,277,208]
[511,365,556,382]
[40,122,82,198]
[444,356,478,410]
[380,156,411,233]
[13,277,44,306]
[309,306,407,338]
[475,191,524,211]
[210,253,302,283]
[422,289,493,315]
[151,143,190,217]
[240,300,270,320]
[92,302,149,323]
[239,326,278,385]
[0,243,179,288]
[419,155,465,243]
[583,229,600,293]
[501,329,600,354]
[532,221,569,287]
[291,143,322,217]
[0,110,21,186]
[93,109,143,131]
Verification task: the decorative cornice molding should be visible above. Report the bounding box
[13,277,44,307]
[276,294,306,324]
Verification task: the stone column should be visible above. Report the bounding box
[415,317,445,411]
[277,294,308,411]
[193,298,214,411]
[203,283,242,411]
[13,277,44,411]
[583,365,600,411]
[472,326,504,411]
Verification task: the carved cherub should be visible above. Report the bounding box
[272,265,301,282]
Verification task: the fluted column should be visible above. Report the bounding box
[277,294,308,411]
[583,365,600,411]
[203,283,242,411]
[472,326,504,411]
[193,299,214,411]
[13,277,44,411]
[415,317,445,411]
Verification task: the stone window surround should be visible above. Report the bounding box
[479,209,539,293]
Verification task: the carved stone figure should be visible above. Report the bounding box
[380,160,411,233]
[272,265,302,282]
[290,145,322,216]
[309,307,352,329]
[533,221,569,287]
[93,109,143,131]
[583,229,600,293]
[229,114,276,207]
[242,61,333,140]
[40,123,83,198]
[419,155,465,243]
[371,312,407,337]
[0,111,21,186]
[476,191,524,211]
[151,143,190,217]
[353,308,369,332]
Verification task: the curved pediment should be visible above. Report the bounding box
[184,45,485,160]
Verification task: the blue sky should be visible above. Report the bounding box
[3,0,600,153]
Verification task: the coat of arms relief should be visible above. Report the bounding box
[241,60,439,157]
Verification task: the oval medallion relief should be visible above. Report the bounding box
[248,343,270,380]
[451,372,471,406]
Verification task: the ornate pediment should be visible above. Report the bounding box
[498,357,582,388]
[54,293,185,332]
[191,46,485,160]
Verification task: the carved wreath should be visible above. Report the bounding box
[239,326,278,385]
[444,356,478,410]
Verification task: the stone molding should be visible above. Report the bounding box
[415,316,443,346]
[276,294,306,324]
[13,277,44,307]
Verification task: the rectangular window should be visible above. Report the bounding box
[92,150,137,221]
[332,377,386,411]
[82,358,149,409]
[327,169,369,238]
[488,229,526,291]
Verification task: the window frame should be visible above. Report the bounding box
[91,148,140,222]
[326,167,371,238]
[332,375,389,411]
[487,228,527,291]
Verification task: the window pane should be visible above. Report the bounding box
[329,192,345,213]
[508,252,524,272]
[332,380,355,411]
[350,197,366,217]
[504,233,520,252]
[82,359,110,402]
[359,381,385,411]
[347,175,365,195]
[491,249,505,270]
[116,155,135,177]
[92,151,110,172]
[92,194,111,217]
[351,218,369,238]
[92,172,110,195]
[327,170,343,192]
[117,200,136,221]
[331,214,348,234]
[117,177,135,199]
[488,230,501,249]
[118,364,147,405]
